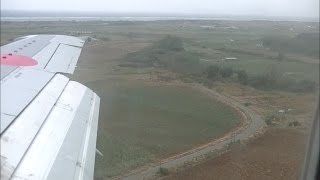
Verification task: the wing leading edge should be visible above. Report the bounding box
[0,35,100,180]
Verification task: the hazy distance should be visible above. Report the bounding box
[1,0,319,18]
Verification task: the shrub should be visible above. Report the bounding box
[289,121,301,127]
[249,74,276,90]
[206,65,221,80]
[264,115,280,126]
[265,118,273,125]
[268,78,317,92]
[220,67,234,78]
[156,35,184,52]
[245,67,317,93]
[237,70,249,85]
[159,167,169,176]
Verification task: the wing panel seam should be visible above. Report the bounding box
[43,43,61,69]
[0,72,56,134]
[5,75,70,180]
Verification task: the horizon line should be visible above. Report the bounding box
[1,9,319,19]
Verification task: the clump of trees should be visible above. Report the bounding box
[248,70,316,92]
[262,33,320,58]
[204,65,316,93]
[156,35,184,52]
[206,65,221,80]
[237,70,249,85]
[125,35,202,75]
[204,65,249,85]
[159,167,169,176]
[125,36,317,93]
[220,67,234,78]
[264,114,281,126]
[205,65,234,80]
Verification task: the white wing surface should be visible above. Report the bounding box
[0,35,100,180]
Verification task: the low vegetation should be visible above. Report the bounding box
[124,35,203,75]
[264,114,283,126]
[244,102,252,107]
[289,121,301,127]
[124,36,317,93]
[159,167,170,176]
[91,80,240,178]
[262,33,320,58]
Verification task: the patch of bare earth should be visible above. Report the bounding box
[213,82,317,128]
[161,128,308,180]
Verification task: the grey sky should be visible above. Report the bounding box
[1,0,319,18]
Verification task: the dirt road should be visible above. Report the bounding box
[117,85,266,180]
[162,128,307,180]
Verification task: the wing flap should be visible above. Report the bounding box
[1,35,88,132]
[1,35,85,76]
[6,81,100,180]
[1,35,100,180]
[50,35,85,47]
[32,42,60,69]
[0,68,55,133]
[0,74,69,179]
[47,86,100,180]
[44,44,82,74]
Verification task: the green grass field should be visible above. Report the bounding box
[88,79,239,178]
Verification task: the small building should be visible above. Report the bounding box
[224,57,238,61]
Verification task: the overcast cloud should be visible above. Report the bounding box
[1,0,319,18]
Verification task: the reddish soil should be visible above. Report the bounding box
[162,128,308,180]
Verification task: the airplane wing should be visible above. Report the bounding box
[0,35,100,180]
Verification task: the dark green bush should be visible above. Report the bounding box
[206,65,221,80]
[237,70,249,85]
[159,167,169,176]
[220,67,234,78]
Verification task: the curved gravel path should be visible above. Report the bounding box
[117,86,266,180]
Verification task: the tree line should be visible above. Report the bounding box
[204,65,317,92]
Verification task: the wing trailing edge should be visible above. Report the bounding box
[1,74,100,180]
[1,35,100,180]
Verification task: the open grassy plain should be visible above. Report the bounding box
[1,19,318,179]
[73,41,242,178]
[89,79,240,177]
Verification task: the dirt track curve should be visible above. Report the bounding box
[116,85,266,180]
